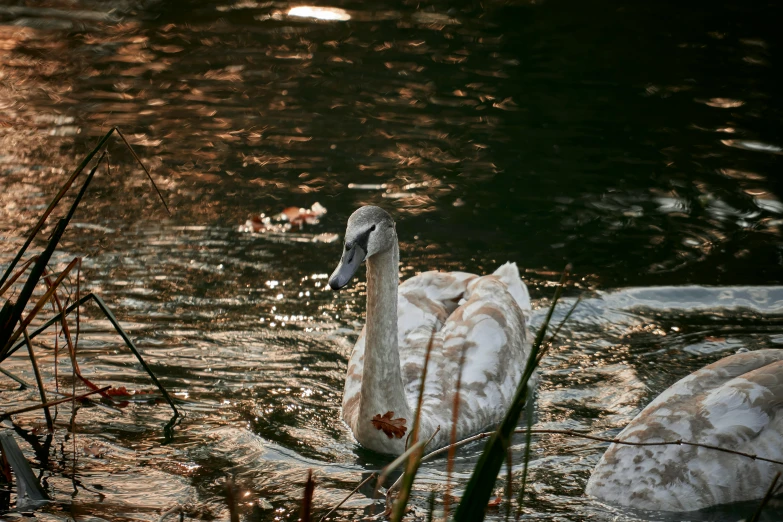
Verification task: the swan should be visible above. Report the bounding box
[328,206,532,455]
[586,348,783,511]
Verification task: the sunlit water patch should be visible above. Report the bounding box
[1,0,782,519]
[3,225,783,520]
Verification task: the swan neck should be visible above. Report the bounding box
[359,236,411,422]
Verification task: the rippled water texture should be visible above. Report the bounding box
[1,0,783,520]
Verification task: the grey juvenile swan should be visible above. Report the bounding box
[328,206,532,455]
[587,349,783,511]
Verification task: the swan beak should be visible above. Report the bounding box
[329,244,366,290]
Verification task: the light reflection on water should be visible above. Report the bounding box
[1,0,783,520]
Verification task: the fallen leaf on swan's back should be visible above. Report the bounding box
[371,411,407,439]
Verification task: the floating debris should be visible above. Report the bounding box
[348,183,387,190]
[240,202,327,233]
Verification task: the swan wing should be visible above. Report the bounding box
[403,274,530,446]
[586,349,783,511]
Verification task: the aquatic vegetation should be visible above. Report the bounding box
[0,127,178,512]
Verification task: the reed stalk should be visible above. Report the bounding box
[453,266,570,521]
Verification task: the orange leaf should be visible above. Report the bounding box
[371,411,407,439]
[106,386,130,396]
[487,495,502,507]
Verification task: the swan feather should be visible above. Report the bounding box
[586,349,783,511]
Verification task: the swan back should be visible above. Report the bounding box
[397,271,530,448]
[586,349,783,511]
[491,262,531,313]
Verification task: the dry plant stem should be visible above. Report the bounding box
[0,219,70,354]
[0,256,38,297]
[23,329,53,431]
[505,445,513,522]
[5,293,93,359]
[0,133,111,289]
[749,472,781,522]
[419,428,783,467]
[0,386,110,418]
[0,146,102,351]
[391,334,437,522]
[376,440,429,492]
[226,476,239,522]
[443,346,467,521]
[114,128,171,215]
[2,257,79,353]
[300,470,315,522]
[385,426,441,513]
[0,367,30,388]
[41,264,106,397]
[89,293,180,417]
[5,293,181,418]
[54,318,59,395]
[0,146,104,336]
[318,472,377,522]
[75,255,81,372]
[0,127,169,289]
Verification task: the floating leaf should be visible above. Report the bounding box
[371,411,407,439]
[240,203,327,234]
[487,495,502,508]
[279,202,327,227]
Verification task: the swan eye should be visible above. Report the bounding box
[370,225,376,232]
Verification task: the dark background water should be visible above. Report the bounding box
[1,0,783,520]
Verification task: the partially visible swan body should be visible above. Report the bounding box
[329,206,531,455]
[586,349,783,511]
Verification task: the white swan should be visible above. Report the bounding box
[328,206,531,455]
[586,349,783,511]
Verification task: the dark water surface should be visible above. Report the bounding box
[1,0,783,520]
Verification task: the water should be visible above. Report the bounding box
[1,0,782,520]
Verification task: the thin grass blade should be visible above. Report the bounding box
[515,383,535,519]
[318,472,376,522]
[0,432,49,509]
[749,472,781,522]
[89,294,180,418]
[0,220,68,355]
[300,470,315,522]
[0,129,114,288]
[23,329,53,431]
[114,128,171,215]
[0,256,38,297]
[390,334,436,521]
[2,257,79,355]
[453,266,570,522]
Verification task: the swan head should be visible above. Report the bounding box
[329,206,395,290]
